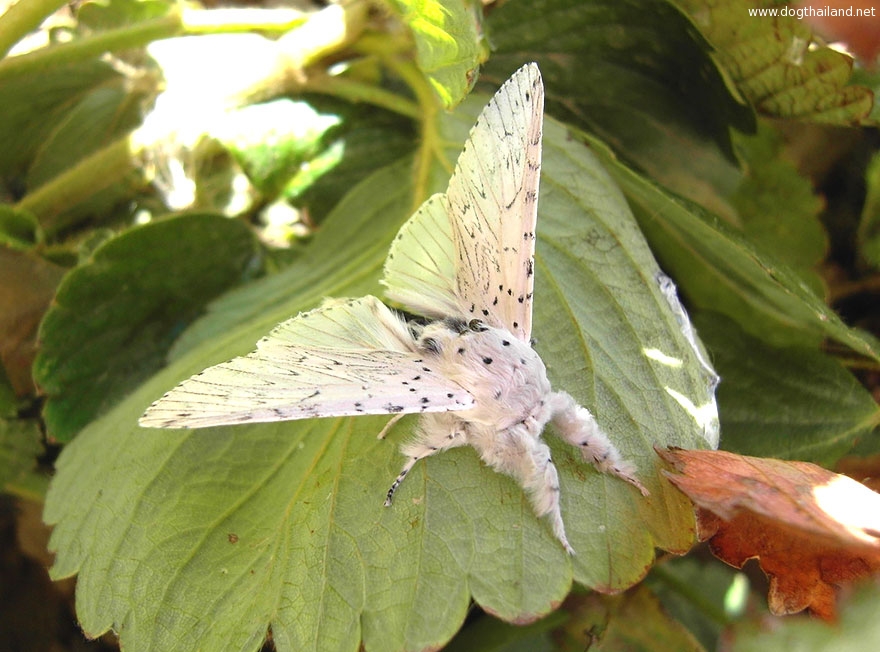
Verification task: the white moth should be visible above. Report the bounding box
[140,63,646,553]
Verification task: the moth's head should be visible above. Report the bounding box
[417,317,490,354]
[437,316,488,334]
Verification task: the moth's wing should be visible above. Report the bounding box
[446,62,543,342]
[267,295,414,351]
[139,296,474,429]
[381,193,461,319]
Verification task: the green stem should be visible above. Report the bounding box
[384,57,442,211]
[15,136,144,235]
[0,0,69,58]
[276,0,369,70]
[301,73,420,119]
[0,9,185,82]
[181,7,308,35]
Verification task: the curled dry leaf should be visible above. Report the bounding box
[658,447,880,620]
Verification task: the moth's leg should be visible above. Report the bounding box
[547,391,649,496]
[384,413,467,507]
[472,428,574,554]
[376,413,406,440]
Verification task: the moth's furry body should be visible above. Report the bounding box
[384,318,646,554]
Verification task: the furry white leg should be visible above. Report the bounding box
[547,391,649,496]
[471,426,574,555]
[384,412,467,506]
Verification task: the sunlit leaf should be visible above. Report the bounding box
[387,0,485,107]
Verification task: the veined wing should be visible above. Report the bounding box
[446,62,543,342]
[381,193,460,319]
[139,296,474,428]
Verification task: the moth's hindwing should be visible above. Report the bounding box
[382,193,459,319]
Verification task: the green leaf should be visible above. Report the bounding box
[387,0,485,107]
[0,59,122,180]
[696,313,880,466]
[1,418,49,500]
[676,0,874,123]
[587,132,880,359]
[44,95,715,651]
[730,124,826,287]
[858,150,880,268]
[287,97,417,222]
[33,213,263,442]
[26,74,149,189]
[555,587,706,652]
[444,609,567,652]
[212,99,340,199]
[648,557,747,651]
[851,66,880,122]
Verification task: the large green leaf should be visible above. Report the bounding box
[45,94,715,650]
[33,214,263,442]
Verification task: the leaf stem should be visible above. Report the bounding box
[0,9,185,82]
[383,57,441,210]
[14,136,145,235]
[0,1,370,83]
[0,0,69,58]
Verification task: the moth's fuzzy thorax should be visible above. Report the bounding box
[417,319,551,430]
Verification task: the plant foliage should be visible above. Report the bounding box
[1,0,879,651]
